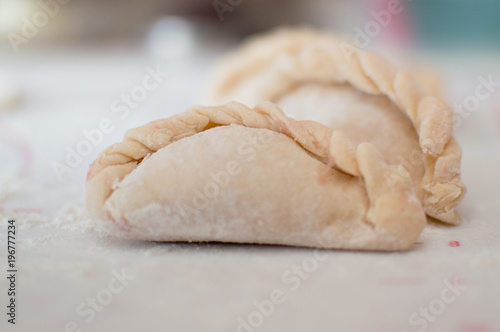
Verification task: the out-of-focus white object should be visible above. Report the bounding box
[0,0,35,33]
[0,75,22,111]
[147,16,196,59]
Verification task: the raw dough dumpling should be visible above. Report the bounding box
[86,102,425,251]
[205,28,465,224]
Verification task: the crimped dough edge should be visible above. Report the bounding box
[204,28,466,224]
[86,101,426,250]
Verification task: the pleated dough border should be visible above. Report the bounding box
[87,101,426,250]
[204,28,466,224]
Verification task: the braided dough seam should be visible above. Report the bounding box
[204,28,465,224]
[86,101,425,250]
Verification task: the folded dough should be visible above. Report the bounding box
[87,102,425,251]
[205,28,465,224]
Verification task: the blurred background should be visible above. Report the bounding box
[1,0,499,211]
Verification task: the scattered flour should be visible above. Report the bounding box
[1,200,100,233]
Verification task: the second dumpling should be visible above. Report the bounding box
[204,28,466,224]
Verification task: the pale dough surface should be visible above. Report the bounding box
[105,125,371,247]
[87,102,425,251]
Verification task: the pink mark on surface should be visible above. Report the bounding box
[378,277,423,286]
[280,121,291,136]
[86,160,96,182]
[106,211,132,234]
[452,277,467,287]
[317,157,336,185]
[414,242,424,245]
[0,123,34,174]
[370,0,414,46]
[448,240,461,247]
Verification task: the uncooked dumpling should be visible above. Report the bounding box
[86,102,425,251]
[205,28,465,224]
